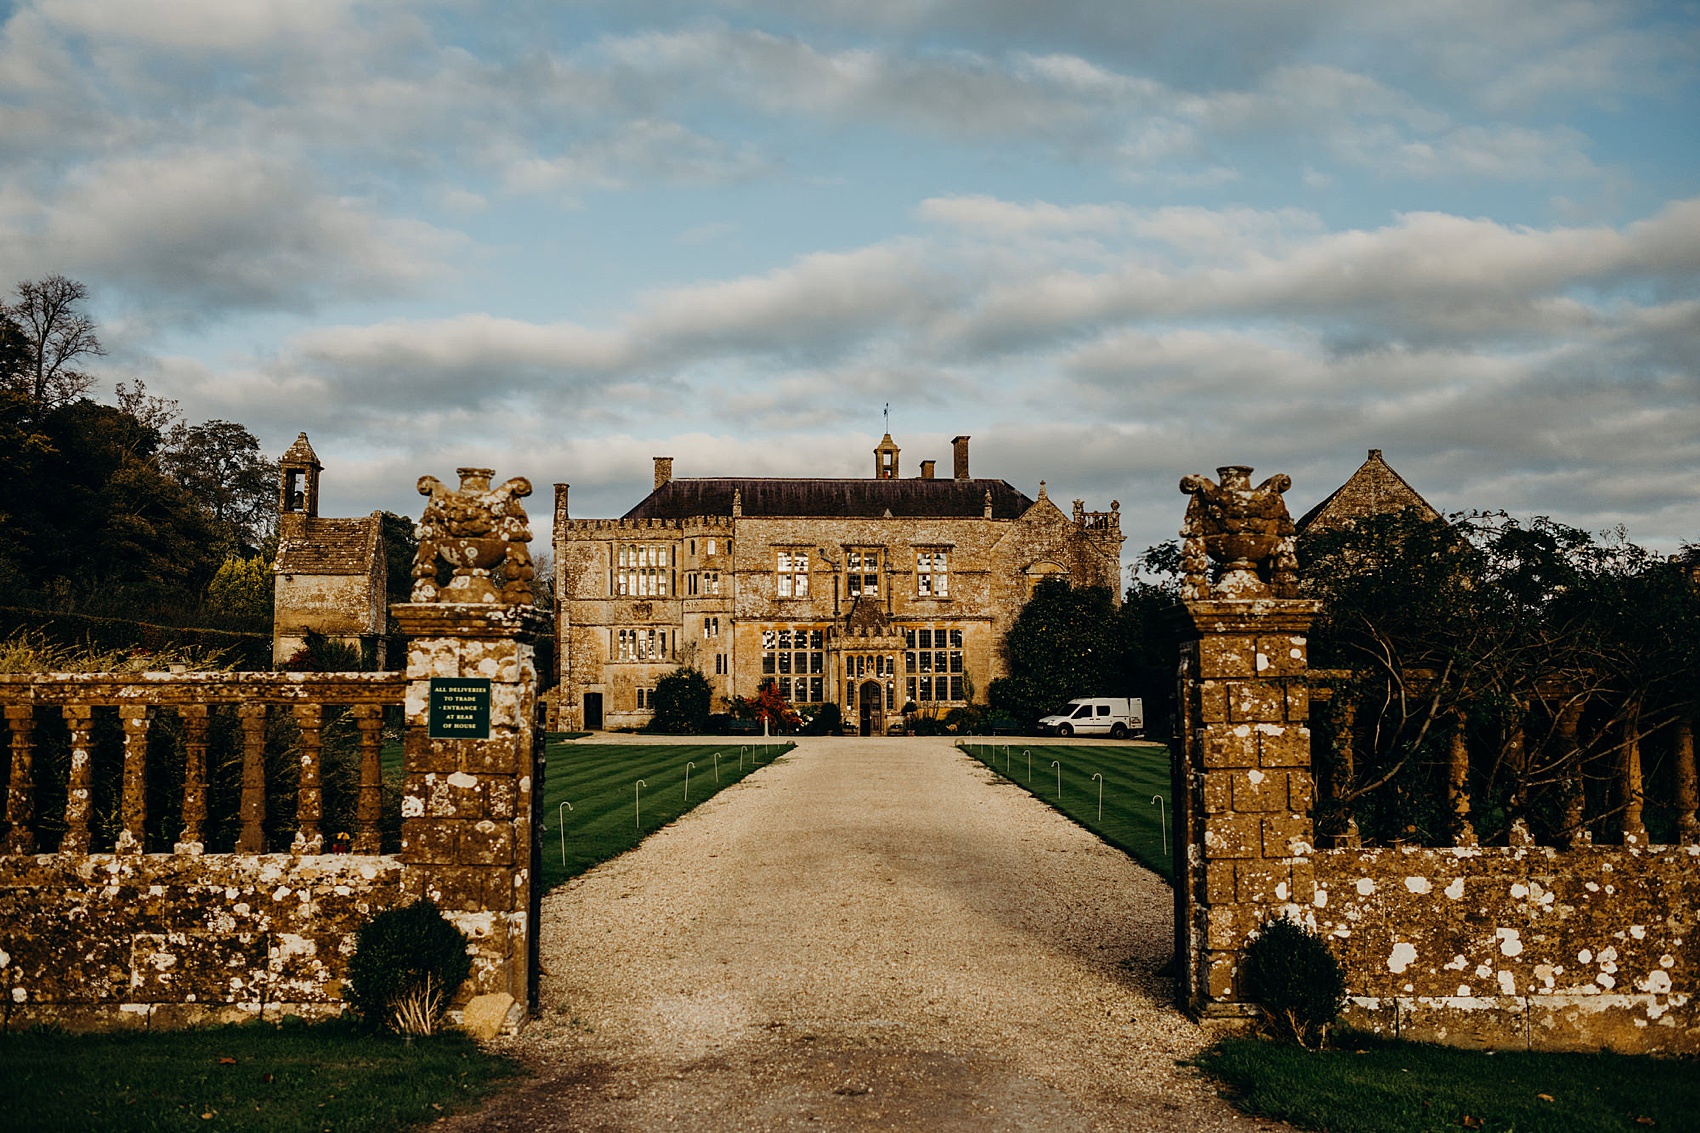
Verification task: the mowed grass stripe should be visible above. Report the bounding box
[539,741,792,891]
[961,742,1174,880]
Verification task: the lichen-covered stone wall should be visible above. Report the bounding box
[0,852,402,1031]
[1308,845,1698,1052]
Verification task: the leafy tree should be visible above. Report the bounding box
[160,418,277,551]
[730,677,800,732]
[0,396,224,619]
[648,666,712,733]
[205,555,274,629]
[1301,509,1700,845]
[1119,544,1185,737]
[2,275,104,409]
[988,580,1124,726]
[0,311,30,392]
[379,511,420,601]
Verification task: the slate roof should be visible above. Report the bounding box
[623,478,1035,521]
[1296,450,1441,534]
[275,515,381,575]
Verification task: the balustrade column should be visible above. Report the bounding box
[1331,696,1361,846]
[292,704,324,854]
[1556,698,1588,845]
[176,705,209,852]
[237,703,269,853]
[4,705,36,853]
[115,706,150,854]
[60,705,95,853]
[1619,714,1646,846]
[353,705,384,853]
[1448,707,1476,846]
[1674,714,1697,846]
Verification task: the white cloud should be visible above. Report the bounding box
[2,149,462,313]
[35,0,356,51]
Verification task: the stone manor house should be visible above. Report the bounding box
[551,435,1124,733]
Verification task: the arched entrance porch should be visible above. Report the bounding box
[857,679,885,736]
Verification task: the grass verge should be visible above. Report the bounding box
[960,741,1173,879]
[0,1018,522,1133]
[1199,1034,1700,1133]
[538,738,793,891]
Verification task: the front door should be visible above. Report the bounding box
[860,680,883,736]
[584,691,603,730]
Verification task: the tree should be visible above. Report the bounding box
[0,311,30,393]
[648,667,712,733]
[379,511,420,603]
[3,275,104,409]
[0,397,224,619]
[988,580,1125,727]
[1300,509,1700,844]
[159,418,277,551]
[1118,545,1184,737]
[730,677,801,732]
[205,555,274,629]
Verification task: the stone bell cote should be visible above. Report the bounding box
[278,432,323,538]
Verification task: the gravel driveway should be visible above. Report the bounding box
[454,736,1282,1131]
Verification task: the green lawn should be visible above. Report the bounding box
[538,738,793,891]
[960,741,1174,879]
[0,1019,521,1133]
[1199,1035,1700,1133]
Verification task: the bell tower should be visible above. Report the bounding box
[278,432,322,539]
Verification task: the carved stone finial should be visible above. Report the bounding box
[411,467,535,604]
[1177,465,1299,600]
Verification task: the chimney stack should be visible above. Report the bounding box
[653,456,674,491]
[920,460,936,479]
[952,435,971,480]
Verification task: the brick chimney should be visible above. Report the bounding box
[920,460,936,479]
[952,435,970,479]
[653,457,674,491]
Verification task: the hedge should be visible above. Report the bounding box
[0,606,272,671]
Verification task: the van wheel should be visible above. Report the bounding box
[1058,723,1073,737]
[1111,722,1127,740]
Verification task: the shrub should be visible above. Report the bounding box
[1243,916,1347,1048]
[801,702,843,735]
[648,667,712,733]
[346,900,472,1035]
[281,628,365,672]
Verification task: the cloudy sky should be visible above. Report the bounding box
[4,0,1698,564]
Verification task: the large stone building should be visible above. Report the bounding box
[552,435,1124,733]
[271,433,387,666]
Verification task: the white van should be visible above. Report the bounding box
[1037,697,1144,739]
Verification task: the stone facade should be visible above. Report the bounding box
[272,433,386,666]
[553,435,1124,732]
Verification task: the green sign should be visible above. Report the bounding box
[429,678,492,738]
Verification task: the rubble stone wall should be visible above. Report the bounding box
[1312,844,1699,1053]
[0,852,403,1031]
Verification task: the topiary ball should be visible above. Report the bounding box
[1243,916,1347,1047]
[345,899,473,1030]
